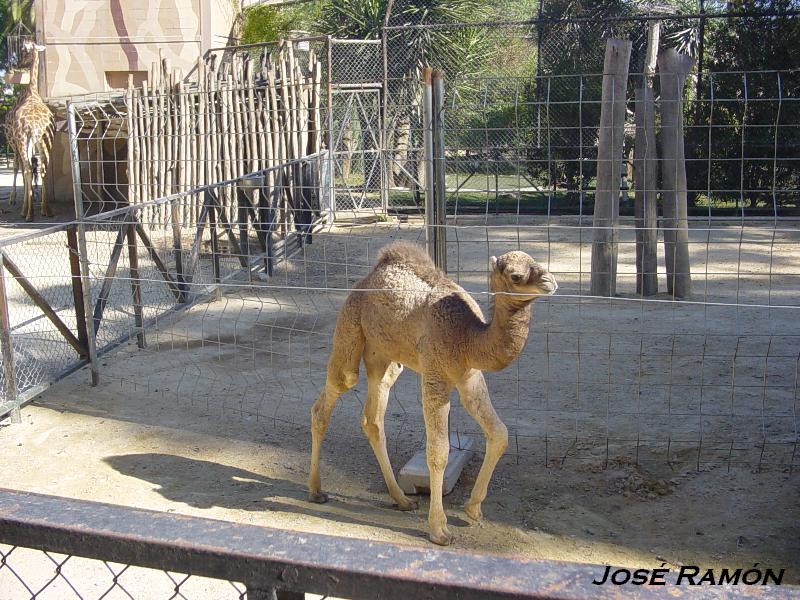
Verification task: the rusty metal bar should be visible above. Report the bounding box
[170,200,186,302]
[125,225,146,349]
[0,251,86,356]
[66,226,90,358]
[92,220,132,334]
[134,224,184,303]
[0,256,20,423]
[2,488,791,599]
[205,189,248,268]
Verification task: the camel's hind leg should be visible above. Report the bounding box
[456,370,508,523]
[362,354,417,511]
[308,305,364,503]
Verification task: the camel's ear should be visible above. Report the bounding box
[490,256,498,271]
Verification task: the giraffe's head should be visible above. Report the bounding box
[20,41,45,68]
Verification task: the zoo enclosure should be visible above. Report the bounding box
[2,11,800,463]
[0,11,798,597]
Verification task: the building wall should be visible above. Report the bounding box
[33,0,237,205]
[36,0,237,98]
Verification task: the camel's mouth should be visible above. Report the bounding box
[528,272,558,296]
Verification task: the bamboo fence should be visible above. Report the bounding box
[125,42,323,225]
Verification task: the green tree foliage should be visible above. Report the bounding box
[686,0,800,213]
[0,0,33,65]
[239,1,324,44]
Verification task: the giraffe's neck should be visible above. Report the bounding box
[24,49,41,99]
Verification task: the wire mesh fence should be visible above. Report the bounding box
[0,545,249,600]
[1,15,799,471]
[0,153,328,417]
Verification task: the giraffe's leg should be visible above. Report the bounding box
[421,375,452,546]
[38,156,52,217]
[9,156,18,206]
[456,370,508,523]
[308,301,365,504]
[362,354,416,510]
[21,162,33,222]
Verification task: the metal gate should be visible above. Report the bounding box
[331,87,385,213]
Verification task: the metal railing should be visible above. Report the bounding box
[0,152,330,420]
[6,487,794,599]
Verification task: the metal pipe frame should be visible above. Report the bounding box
[4,488,789,599]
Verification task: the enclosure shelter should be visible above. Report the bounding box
[0,9,799,597]
[32,0,239,205]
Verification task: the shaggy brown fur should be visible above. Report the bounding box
[308,241,557,545]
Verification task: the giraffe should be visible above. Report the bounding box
[8,41,54,221]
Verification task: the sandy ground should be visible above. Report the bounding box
[0,212,799,597]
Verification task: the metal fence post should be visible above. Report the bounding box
[381,29,390,214]
[432,69,447,273]
[423,68,447,272]
[0,253,20,423]
[326,36,336,221]
[67,101,100,386]
[423,67,436,263]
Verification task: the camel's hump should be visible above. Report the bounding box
[374,241,446,287]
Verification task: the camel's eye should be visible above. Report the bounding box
[510,273,523,283]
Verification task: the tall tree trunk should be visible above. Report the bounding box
[659,48,694,299]
[634,22,660,297]
[591,39,632,297]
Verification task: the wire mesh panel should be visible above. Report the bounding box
[331,88,384,212]
[0,226,88,409]
[0,545,248,600]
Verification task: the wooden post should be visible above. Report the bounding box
[0,253,20,423]
[634,22,660,297]
[590,39,632,297]
[126,224,146,348]
[659,48,694,299]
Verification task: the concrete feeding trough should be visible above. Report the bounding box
[398,433,476,496]
[4,69,30,85]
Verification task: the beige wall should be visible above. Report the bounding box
[34,0,238,205]
[36,0,237,98]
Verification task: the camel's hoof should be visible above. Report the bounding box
[307,491,329,504]
[24,215,33,223]
[395,497,418,511]
[429,529,453,546]
[464,503,483,523]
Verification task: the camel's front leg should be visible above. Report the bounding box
[456,370,508,523]
[421,375,452,546]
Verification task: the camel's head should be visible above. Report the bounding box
[490,251,558,301]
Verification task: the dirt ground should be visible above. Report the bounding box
[1,215,799,596]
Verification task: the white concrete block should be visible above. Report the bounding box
[398,433,476,496]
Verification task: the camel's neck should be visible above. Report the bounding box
[468,295,533,371]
